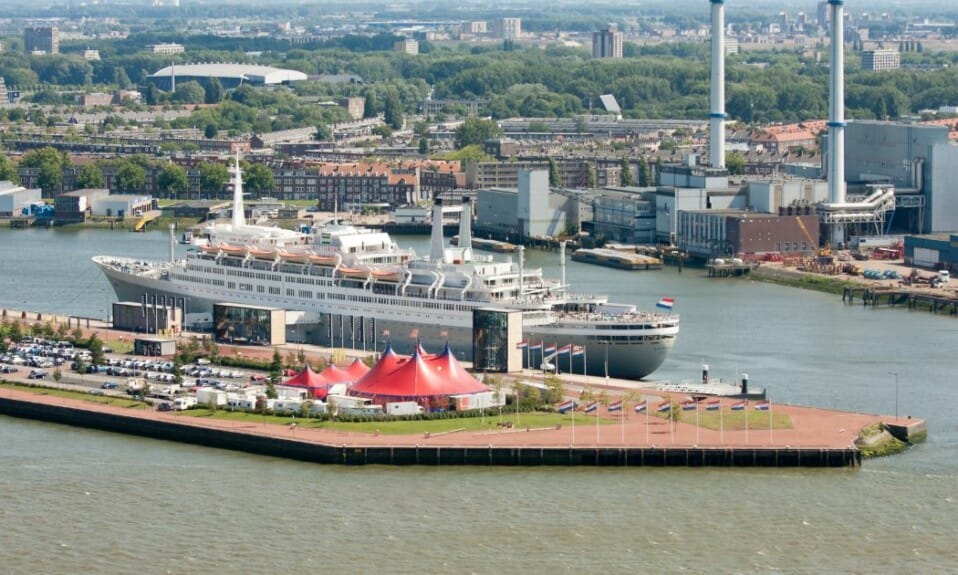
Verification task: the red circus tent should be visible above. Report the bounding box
[346,358,370,379]
[283,365,331,399]
[320,364,355,384]
[349,344,488,402]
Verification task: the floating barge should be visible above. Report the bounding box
[571,248,662,271]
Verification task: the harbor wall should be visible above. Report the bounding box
[0,396,861,468]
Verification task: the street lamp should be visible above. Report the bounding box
[888,371,899,420]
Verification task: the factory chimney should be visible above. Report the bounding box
[709,0,726,169]
[827,0,847,244]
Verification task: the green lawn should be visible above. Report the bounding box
[177,409,618,435]
[0,382,149,409]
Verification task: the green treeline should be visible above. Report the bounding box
[1,32,957,127]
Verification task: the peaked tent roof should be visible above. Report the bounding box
[346,358,370,379]
[284,364,328,388]
[349,346,488,399]
[320,364,355,384]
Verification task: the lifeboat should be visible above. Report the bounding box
[338,267,369,279]
[200,244,221,255]
[247,248,277,260]
[370,268,402,282]
[308,254,338,266]
[278,250,311,264]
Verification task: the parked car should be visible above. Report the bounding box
[28,369,47,379]
[156,402,173,412]
[1,365,18,374]
[101,382,119,390]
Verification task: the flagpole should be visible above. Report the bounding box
[571,398,575,445]
[720,400,724,444]
[745,399,749,444]
[595,398,599,446]
[768,389,773,445]
[645,401,649,445]
[695,400,700,445]
[620,399,625,444]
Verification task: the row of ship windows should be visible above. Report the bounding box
[584,334,675,343]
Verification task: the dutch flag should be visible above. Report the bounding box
[556,344,573,355]
[583,401,599,414]
[730,401,747,411]
[705,400,721,411]
[529,341,543,351]
[634,400,648,413]
[754,401,770,411]
[516,341,528,349]
[544,343,557,355]
[656,297,675,311]
[571,345,585,357]
[656,401,672,413]
[607,400,623,412]
[682,401,698,411]
[556,400,575,414]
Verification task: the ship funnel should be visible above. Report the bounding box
[709,0,726,169]
[231,151,246,229]
[458,197,473,261]
[827,0,846,245]
[702,363,710,383]
[741,372,749,394]
[430,198,445,262]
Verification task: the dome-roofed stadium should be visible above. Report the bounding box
[148,63,308,90]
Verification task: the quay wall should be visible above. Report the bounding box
[0,396,861,468]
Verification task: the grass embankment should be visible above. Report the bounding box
[749,266,859,295]
[855,422,910,458]
[0,381,149,409]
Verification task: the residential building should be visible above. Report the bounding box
[24,26,58,54]
[861,49,900,71]
[497,18,522,40]
[152,42,185,55]
[593,25,623,59]
[394,38,419,55]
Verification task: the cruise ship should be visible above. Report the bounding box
[94,157,679,380]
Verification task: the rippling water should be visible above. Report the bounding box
[1,227,957,573]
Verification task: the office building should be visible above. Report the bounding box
[592,25,623,59]
[24,26,58,54]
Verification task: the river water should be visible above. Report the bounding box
[1,227,956,574]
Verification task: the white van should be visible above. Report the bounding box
[938,270,950,284]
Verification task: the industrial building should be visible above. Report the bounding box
[0,183,42,217]
[112,301,183,334]
[843,121,958,233]
[148,63,308,91]
[91,195,157,219]
[904,234,958,272]
[474,170,586,241]
[213,303,286,347]
[678,210,820,259]
[54,188,110,223]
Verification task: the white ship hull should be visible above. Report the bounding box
[96,259,676,380]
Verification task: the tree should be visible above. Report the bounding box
[454,117,501,149]
[315,123,333,141]
[20,147,70,194]
[198,162,229,197]
[88,333,105,367]
[638,157,652,187]
[204,77,225,104]
[242,162,275,196]
[372,124,393,138]
[725,152,745,176]
[383,90,404,130]
[114,161,147,193]
[172,356,183,386]
[75,163,105,189]
[172,81,205,104]
[418,137,429,155]
[620,156,634,186]
[113,67,132,90]
[362,88,379,119]
[548,157,561,187]
[268,348,283,391]
[0,153,19,184]
[157,163,188,198]
[204,123,218,139]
